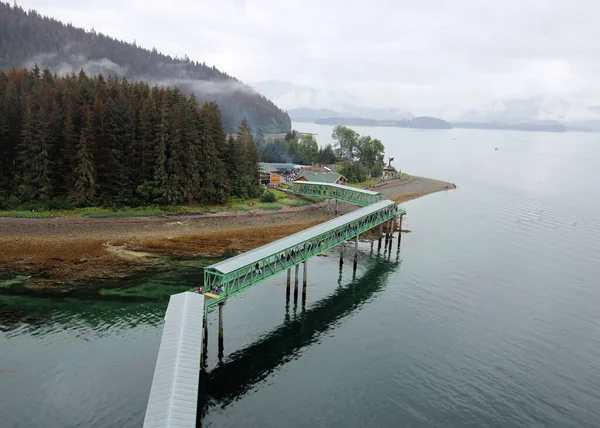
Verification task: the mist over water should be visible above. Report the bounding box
[2,127,600,427]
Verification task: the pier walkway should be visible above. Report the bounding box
[144,181,406,427]
[291,180,383,206]
[143,292,205,428]
[203,198,401,310]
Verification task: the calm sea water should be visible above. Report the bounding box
[1,125,600,427]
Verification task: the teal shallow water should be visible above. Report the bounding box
[2,127,600,427]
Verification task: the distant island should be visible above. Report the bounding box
[314,116,453,129]
[310,117,571,133]
[452,122,567,133]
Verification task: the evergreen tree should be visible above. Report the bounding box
[199,101,228,203]
[180,95,200,202]
[237,117,260,198]
[71,108,96,205]
[226,134,246,198]
[18,97,37,200]
[35,102,54,201]
[152,103,169,204]
[60,101,78,194]
[0,71,10,194]
[165,89,187,205]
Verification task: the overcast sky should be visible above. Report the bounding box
[16,0,600,115]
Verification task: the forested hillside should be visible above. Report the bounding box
[0,67,262,209]
[0,2,291,133]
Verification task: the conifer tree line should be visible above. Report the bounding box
[0,66,262,209]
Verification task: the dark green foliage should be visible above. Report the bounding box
[71,107,96,205]
[332,126,386,179]
[370,163,384,178]
[260,190,276,203]
[0,66,262,208]
[233,118,262,199]
[260,138,291,163]
[0,2,291,133]
[317,144,337,164]
[337,162,369,183]
[257,131,338,165]
[199,101,229,203]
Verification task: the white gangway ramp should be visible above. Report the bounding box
[144,291,205,428]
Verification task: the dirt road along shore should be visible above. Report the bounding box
[0,176,455,287]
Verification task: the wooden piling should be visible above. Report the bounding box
[302,261,307,304]
[353,234,359,271]
[398,214,403,249]
[201,316,208,370]
[294,264,299,302]
[218,302,224,362]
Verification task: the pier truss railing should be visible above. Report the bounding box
[291,180,383,206]
[203,200,398,311]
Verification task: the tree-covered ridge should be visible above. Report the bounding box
[0,66,262,209]
[0,2,291,133]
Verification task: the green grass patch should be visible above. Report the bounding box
[255,202,282,210]
[0,191,319,218]
[347,179,378,189]
[278,198,309,207]
[303,196,326,203]
[231,204,253,211]
[271,189,287,200]
[78,207,164,218]
[0,210,65,218]
[161,205,204,215]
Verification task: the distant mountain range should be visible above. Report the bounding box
[251,80,413,122]
[456,97,600,132]
[251,79,600,133]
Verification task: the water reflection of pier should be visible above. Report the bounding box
[200,251,401,415]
